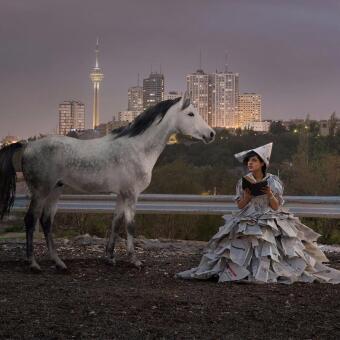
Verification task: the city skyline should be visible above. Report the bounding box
[1,0,340,138]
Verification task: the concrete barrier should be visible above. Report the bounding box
[12,194,340,218]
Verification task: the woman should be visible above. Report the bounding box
[177,143,340,284]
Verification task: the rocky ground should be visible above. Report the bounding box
[0,236,340,339]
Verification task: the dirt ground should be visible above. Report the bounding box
[0,237,340,340]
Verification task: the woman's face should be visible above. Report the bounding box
[247,155,264,173]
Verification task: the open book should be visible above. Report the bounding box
[242,175,268,196]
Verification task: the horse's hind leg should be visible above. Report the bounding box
[24,195,45,271]
[40,188,66,270]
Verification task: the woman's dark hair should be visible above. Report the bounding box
[243,151,267,176]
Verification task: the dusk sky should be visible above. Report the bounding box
[1,0,340,139]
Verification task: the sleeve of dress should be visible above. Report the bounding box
[269,175,285,206]
[234,178,243,202]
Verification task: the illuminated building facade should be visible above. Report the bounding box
[58,100,85,135]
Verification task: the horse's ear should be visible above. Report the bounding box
[181,91,191,110]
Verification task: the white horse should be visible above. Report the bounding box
[0,93,215,271]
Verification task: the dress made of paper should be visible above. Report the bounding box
[177,173,340,284]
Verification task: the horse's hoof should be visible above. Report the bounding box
[29,264,42,273]
[132,260,143,270]
[56,263,68,273]
[103,257,116,266]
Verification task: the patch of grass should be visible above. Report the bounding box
[54,213,112,238]
[0,232,26,240]
[3,225,25,233]
[301,217,340,244]
[0,213,25,234]
[52,213,340,245]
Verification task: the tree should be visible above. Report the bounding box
[309,120,320,137]
[329,111,337,137]
[269,121,287,134]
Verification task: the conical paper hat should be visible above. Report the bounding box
[234,142,273,166]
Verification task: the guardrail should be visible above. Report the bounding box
[12,194,340,218]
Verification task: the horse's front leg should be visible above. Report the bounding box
[117,191,141,268]
[105,195,125,265]
[106,192,141,268]
[126,221,141,268]
[105,213,124,265]
[124,195,142,269]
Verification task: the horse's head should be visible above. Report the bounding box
[174,92,215,144]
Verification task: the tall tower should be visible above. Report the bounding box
[90,39,104,129]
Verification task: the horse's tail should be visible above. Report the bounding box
[0,142,26,220]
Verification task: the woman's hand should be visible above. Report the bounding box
[236,188,252,209]
[244,188,252,201]
[261,186,279,210]
[261,185,273,198]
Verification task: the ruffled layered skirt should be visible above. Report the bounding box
[177,208,340,284]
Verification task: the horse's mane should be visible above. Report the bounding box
[112,97,181,139]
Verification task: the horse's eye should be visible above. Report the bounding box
[188,112,195,117]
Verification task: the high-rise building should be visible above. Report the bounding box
[90,39,104,129]
[164,91,182,101]
[143,72,164,110]
[209,71,239,128]
[113,110,140,123]
[242,121,269,132]
[186,69,209,124]
[238,93,262,128]
[128,86,143,112]
[58,100,85,135]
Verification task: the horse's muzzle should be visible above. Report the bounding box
[202,131,216,144]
